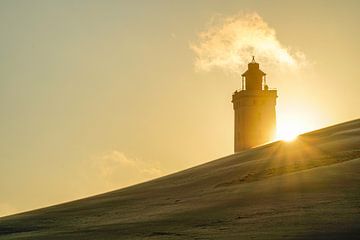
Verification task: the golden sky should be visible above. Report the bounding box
[0,0,359,216]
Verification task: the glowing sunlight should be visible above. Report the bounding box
[276,115,315,142]
[277,128,299,142]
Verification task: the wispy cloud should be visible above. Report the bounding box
[191,12,307,75]
[90,151,163,190]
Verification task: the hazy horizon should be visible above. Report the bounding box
[1,0,360,216]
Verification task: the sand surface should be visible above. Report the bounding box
[0,119,360,239]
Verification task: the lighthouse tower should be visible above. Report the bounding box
[232,57,277,152]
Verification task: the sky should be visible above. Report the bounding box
[0,0,359,216]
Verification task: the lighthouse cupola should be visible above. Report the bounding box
[241,56,266,91]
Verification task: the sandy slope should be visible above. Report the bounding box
[0,119,360,239]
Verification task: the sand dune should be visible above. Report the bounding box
[0,119,359,239]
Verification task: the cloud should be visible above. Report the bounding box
[191,12,307,75]
[90,151,163,190]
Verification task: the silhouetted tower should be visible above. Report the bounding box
[232,57,277,152]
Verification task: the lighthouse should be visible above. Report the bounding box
[232,57,277,152]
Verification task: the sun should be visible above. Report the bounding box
[276,116,313,142]
[277,129,299,142]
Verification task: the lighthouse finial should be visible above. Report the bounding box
[252,56,256,63]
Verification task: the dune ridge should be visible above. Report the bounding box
[0,119,359,239]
